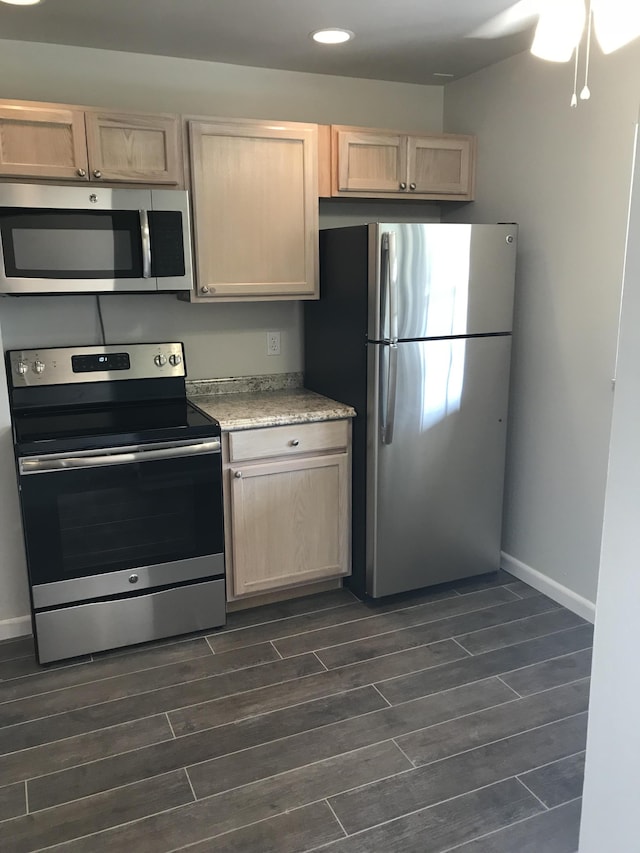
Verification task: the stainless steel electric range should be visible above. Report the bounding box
[6,342,225,664]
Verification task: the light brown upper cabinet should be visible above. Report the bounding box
[0,102,89,181]
[188,118,319,301]
[328,125,476,201]
[84,111,181,184]
[0,99,182,185]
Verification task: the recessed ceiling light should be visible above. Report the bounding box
[311,28,354,45]
[0,0,42,5]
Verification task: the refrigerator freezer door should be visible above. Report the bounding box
[367,336,512,597]
[368,223,518,341]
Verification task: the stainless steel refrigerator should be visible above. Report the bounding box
[304,222,518,598]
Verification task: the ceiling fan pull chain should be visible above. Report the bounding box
[580,0,593,100]
[571,39,580,107]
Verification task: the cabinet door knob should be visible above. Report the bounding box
[234,471,242,478]
[200,285,210,294]
[76,168,87,177]
[290,439,299,446]
[93,169,102,179]
[399,182,407,190]
[409,182,417,190]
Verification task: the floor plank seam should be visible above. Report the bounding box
[391,737,417,768]
[270,640,284,660]
[325,798,349,838]
[495,675,522,698]
[165,712,177,739]
[516,775,551,811]
[312,651,328,671]
[23,779,28,815]
[370,683,392,707]
[183,767,198,802]
[438,796,583,853]
[450,636,474,656]
[204,636,216,655]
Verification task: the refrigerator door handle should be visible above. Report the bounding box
[380,231,399,343]
[381,342,399,445]
[388,230,399,343]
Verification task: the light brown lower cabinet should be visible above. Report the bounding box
[223,420,351,599]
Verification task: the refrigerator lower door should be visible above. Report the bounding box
[367,336,512,597]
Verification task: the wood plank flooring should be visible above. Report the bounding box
[0,571,592,852]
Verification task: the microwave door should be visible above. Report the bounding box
[0,210,156,295]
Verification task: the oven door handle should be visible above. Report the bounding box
[19,439,221,474]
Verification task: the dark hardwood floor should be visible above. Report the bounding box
[0,570,592,852]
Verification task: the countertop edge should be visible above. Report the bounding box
[189,389,356,433]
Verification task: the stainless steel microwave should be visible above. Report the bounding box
[0,183,193,295]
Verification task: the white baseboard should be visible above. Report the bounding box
[501,552,596,624]
[0,615,32,641]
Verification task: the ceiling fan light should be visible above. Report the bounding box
[592,0,640,54]
[531,0,586,62]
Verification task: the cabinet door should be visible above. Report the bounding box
[85,112,182,185]
[189,119,318,299]
[229,453,349,597]
[335,127,406,193]
[0,103,88,181]
[408,135,475,198]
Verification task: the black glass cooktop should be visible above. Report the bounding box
[13,398,220,455]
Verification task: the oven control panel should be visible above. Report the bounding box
[8,343,187,387]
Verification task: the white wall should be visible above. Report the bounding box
[443,43,640,607]
[579,126,640,853]
[0,39,445,635]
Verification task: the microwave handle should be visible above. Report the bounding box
[139,209,152,279]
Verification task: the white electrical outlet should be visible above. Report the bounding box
[266,330,281,356]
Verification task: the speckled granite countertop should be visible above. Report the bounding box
[189,386,356,432]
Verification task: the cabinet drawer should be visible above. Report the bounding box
[229,419,349,462]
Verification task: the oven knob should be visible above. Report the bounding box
[154,354,167,367]
[15,361,28,376]
[169,354,182,367]
[33,361,45,374]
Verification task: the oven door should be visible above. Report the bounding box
[18,438,224,608]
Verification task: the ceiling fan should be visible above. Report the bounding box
[469,0,640,105]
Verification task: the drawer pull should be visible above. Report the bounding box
[129,574,139,584]
[234,471,243,478]
[290,439,300,447]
